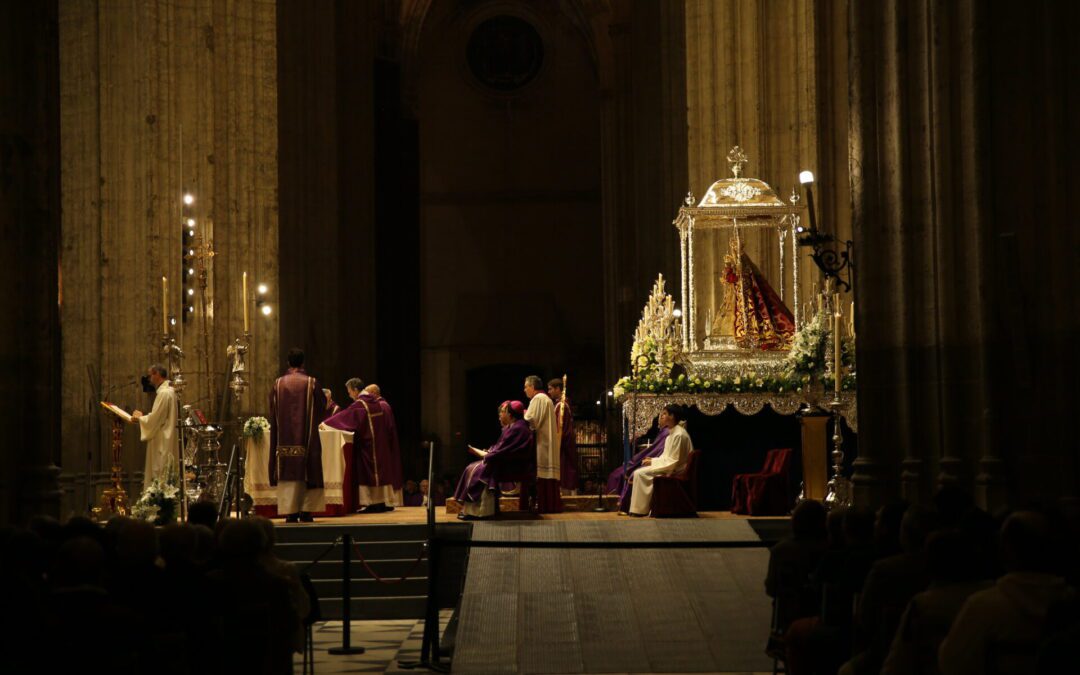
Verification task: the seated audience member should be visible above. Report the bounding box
[783,507,876,675]
[841,506,937,675]
[403,479,421,506]
[874,499,909,559]
[939,511,1073,675]
[766,499,828,633]
[187,499,219,529]
[210,519,299,675]
[453,401,534,519]
[623,404,692,516]
[881,528,993,675]
[607,426,670,496]
[253,516,309,652]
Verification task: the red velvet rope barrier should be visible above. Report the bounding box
[351,540,428,585]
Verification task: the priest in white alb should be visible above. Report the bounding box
[524,375,562,513]
[131,363,178,490]
[626,403,692,516]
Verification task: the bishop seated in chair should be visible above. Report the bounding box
[453,400,535,520]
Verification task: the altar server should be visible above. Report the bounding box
[548,378,579,494]
[626,404,692,516]
[324,378,403,513]
[453,401,534,519]
[269,348,328,523]
[524,375,562,513]
[131,363,179,491]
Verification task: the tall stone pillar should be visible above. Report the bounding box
[59,0,279,515]
[848,0,1004,508]
[0,0,62,523]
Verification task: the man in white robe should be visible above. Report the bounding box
[628,404,692,516]
[131,364,178,490]
[524,375,562,513]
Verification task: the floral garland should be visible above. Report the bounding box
[242,415,270,440]
[613,309,856,397]
[131,474,180,525]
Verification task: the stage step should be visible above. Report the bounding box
[274,523,431,620]
[444,494,620,514]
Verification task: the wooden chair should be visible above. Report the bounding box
[652,449,701,517]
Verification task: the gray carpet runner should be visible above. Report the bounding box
[452,519,773,674]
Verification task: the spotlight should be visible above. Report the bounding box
[187,289,194,296]
[673,309,683,318]
[799,170,815,185]
[188,268,194,275]
[188,229,194,237]
[595,400,601,405]
[607,390,613,397]
[186,218,195,227]
[188,306,194,313]
[170,318,176,326]
[257,283,268,295]
[183,193,194,205]
[261,305,272,316]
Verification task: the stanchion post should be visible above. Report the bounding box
[329,532,365,655]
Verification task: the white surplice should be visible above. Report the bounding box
[525,392,559,481]
[138,380,179,491]
[628,421,692,515]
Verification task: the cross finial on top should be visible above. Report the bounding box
[727,146,749,178]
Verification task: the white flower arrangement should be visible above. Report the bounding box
[242,415,270,440]
[132,474,180,525]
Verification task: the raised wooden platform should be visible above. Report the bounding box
[271,505,786,526]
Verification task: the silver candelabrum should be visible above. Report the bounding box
[226,331,252,516]
[824,396,853,509]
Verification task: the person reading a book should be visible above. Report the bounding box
[130,363,178,490]
[453,401,534,520]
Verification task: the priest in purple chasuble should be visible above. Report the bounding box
[454,401,535,519]
[547,378,579,494]
[323,378,404,513]
[524,375,563,513]
[608,425,669,496]
[269,348,329,522]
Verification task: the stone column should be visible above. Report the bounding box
[0,0,63,523]
[59,0,279,514]
[848,0,1007,507]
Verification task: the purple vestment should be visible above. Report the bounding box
[269,368,327,487]
[607,427,670,495]
[324,393,403,490]
[453,418,535,506]
[555,399,579,491]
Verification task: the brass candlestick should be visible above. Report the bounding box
[92,417,131,520]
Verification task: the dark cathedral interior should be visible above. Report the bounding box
[0,1,1077,673]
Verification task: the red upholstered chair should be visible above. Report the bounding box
[651,449,701,517]
[731,448,793,515]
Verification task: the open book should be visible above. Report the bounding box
[100,401,133,423]
[467,445,488,459]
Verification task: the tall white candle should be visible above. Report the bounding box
[242,271,249,333]
[833,293,842,395]
[162,276,168,335]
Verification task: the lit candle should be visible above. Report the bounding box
[833,293,842,395]
[162,275,168,335]
[242,271,249,333]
